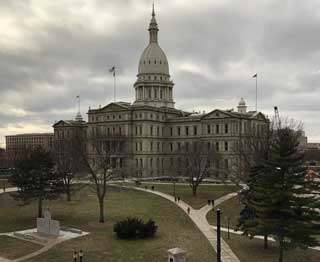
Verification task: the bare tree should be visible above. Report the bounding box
[74,128,129,223]
[176,140,221,196]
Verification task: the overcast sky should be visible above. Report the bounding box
[1,0,320,147]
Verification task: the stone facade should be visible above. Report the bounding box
[6,133,54,152]
[53,7,269,180]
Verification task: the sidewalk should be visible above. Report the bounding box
[132,187,240,262]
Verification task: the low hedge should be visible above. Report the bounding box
[113,217,157,239]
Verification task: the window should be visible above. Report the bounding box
[157,126,160,136]
[150,142,153,151]
[135,159,138,168]
[177,142,181,151]
[136,142,138,151]
[140,142,143,151]
[185,126,189,136]
[135,126,138,135]
[170,127,173,136]
[157,142,160,151]
[224,141,228,151]
[140,159,143,168]
[150,158,153,167]
[216,124,219,134]
[119,127,122,135]
[150,126,153,136]
[139,126,143,135]
[177,126,181,136]
[185,142,189,152]
[224,159,229,169]
[170,158,173,167]
[216,142,219,151]
[207,125,211,134]
[148,89,152,98]
[225,124,229,133]
[207,142,211,151]
[193,126,197,135]
[170,142,173,152]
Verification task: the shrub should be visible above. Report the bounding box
[113,217,158,239]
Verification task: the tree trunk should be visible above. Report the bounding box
[279,238,283,262]
[98,197,105,223]
[66,189,71,202]
[264,234,268,249]
[38,198,43,218]
[192,185,197,196]
[66,183,71,202]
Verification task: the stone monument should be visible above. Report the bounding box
[37,208,60,236]
[167,248,186,262]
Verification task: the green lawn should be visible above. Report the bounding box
[0,235,42,260]
[222,232,320,262]
[0,179,12,190]
[207,196,243,229]
[135,183,239,209]
[0,186,216,262]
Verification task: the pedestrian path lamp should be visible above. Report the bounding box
[217,209,221,262]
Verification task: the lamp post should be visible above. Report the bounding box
[217,209,221,262]
[227,217,230,239]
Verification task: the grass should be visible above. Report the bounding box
[207,196,243,229]
[221,232,320,262]
[0,235,42,260]
[0,185,216,262]
[134,183,239,209]
[0,179,12,190]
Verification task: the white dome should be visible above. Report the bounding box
[239,98,246,106]
[138,43,169,75]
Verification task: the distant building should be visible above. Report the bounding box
[54,7,269,180]
[5,133,54,152]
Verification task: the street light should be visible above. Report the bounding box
[227,217,230,239]
[217,209,221,262]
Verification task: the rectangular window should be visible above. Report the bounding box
[224,159,229,169]
[157,142,160,151]
[139,126,143,135]
[186,142,189,152]
[225,141,228,151]
[185,126,189,136]
[225,124,228,133]
[150,126,153,136]
[177,126,181,136]
[170,127,173,136]
[216,142,219,151]
[216,124,219,134]
[207,125,211,134]
[193,126,197,135]
[157,126,160,136]
[170,142,173,152]
[135,126,138,135]
[150,142,153,151]
[136,142,138,151]
[177,142,181,151]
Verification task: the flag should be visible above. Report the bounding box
[252,73,257,78]
[109,66,116,77]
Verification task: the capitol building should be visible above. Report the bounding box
[53,8,269,180]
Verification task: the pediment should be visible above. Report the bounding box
[99,102,130,112]
[202,109,233,119]
[53,120,68,128]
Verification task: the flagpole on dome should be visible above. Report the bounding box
[253,73,258,111]
[109,66,116,102]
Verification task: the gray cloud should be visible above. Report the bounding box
[0,0,320,146]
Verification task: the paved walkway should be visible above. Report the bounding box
[131,186,240,262]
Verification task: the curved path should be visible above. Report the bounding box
[129,186,240,262]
